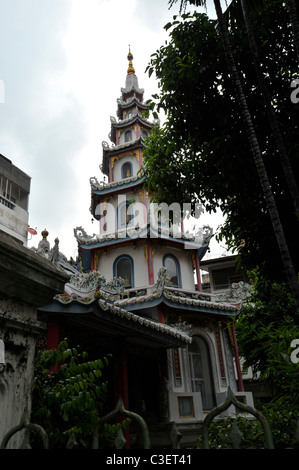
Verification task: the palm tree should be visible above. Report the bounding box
[240,0,299,219]
[286,0,299,61]
[168,0,299,309]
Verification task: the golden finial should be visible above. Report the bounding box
[127,45,135,75]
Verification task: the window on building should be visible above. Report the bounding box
[212,267,244,290]
[163,254,181,288]
[188,336,216,410]
[121,162,133,179]
[113,255,134,288]
[117,201,134,229]
[124,129,132,142]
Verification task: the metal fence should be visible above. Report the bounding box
[1,388,298,449]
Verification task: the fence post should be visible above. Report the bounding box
[92,397,151,449]
[201,387,274,449]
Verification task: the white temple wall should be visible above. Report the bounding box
[166,325,239,424]
[118,127,137,146]
[152,246,195,291]
[99,188,145,236]
[112,152,140,181]
[96,243,149,288]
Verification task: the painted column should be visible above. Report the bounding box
[147,239,154,285]
[194,251,202,292]
[114,339,129,409]
[109,156,113,183]
[47,322,61,350]
[114,338,130,448]
[232,321,245,392]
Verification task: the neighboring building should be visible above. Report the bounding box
[0,156,72,449]
[38,51,254,448]
[0,154,31,245]
[200,255,248,295]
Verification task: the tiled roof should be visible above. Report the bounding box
[53,292,192,344]
[114,288,239,313]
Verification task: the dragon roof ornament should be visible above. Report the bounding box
[215,281,252,305]
[90,174,141,191]
[73,220,213,247]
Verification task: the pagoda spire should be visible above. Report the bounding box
[127,46,135,75]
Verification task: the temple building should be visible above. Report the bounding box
[38,50,253,447]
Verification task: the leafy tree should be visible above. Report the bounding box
[233,272,299,448]
[195,409,299,448]
[31,340,125,448]
[235,271,299,395]
[143,1,299,285]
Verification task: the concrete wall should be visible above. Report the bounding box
[0,203,29,245]
[0,299,46,448]
[0,231,69,448]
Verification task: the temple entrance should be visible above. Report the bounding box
[127,348,161,424]
[188,335,216,410]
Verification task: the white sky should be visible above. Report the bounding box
[0,0,231,261]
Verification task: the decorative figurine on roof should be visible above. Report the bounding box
[50,237,60,263]
[31,229,78,275]
[37,228,50,256]
[215,281,252,305]
[153,267,168,293]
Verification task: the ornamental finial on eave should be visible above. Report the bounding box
[127,45,135,75]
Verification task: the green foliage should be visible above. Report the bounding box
[262,397,299,449]
[195,409,299,449]
[231,271,299,449]
[235,270,299,397]
[143,1,299,281]
[31,340,123,448]
[195,416,265,449]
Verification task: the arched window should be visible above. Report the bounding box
[163,254,181,288]
[113,255,134,288]
[124,129,132,142]
[140,130,148,140]
[121,161,133,179]
[188,336,216,410]
[117,201,134,229]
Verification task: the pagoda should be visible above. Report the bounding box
[41,49,253,448]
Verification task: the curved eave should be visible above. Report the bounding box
[77,226,210,255]
[115,295,238,317]
[110,115,153,142]
[102,138,145,175]
[38,299,191,349]
[121,83,144,99]
[91,176,145,198]
[117,98,149,118]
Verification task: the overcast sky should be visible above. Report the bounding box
[0,0,230,261]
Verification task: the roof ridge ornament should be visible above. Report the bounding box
[127,46,135,75]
